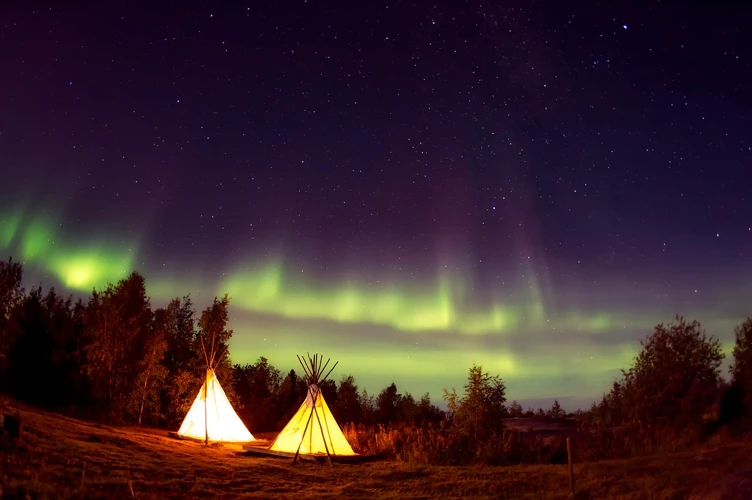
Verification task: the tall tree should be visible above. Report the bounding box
[274,369,307,425]
[397,392,419,424]
[7,287,51,403]
[234,357,282,431]
[547,399,566,418]
[359,389,377,425]
[376,383,402,425]
[165,369,200,428]
[415,393,445,424]
[191,295,239,408]
[83,272,152,423]
[621,316,724,428]
[319,379,338,407]
[132,307,169,425]
[444,364,507,440]
[46,292,90,412]
[508,400,523,418]
[163,295,197,374]
[333,374,362,424]
[0,257,24,382]
[195,295,232,373]
[68,299,93,413]
[160,296,199,427]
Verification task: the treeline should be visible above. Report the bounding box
[343,316,752,465]
[580,315,752,443]
[0,258,448,431]
[345,317,752,465]
[2,256,752,466]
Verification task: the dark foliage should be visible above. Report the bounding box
[233,357,282,432]
[729,317,752,431]
[7,287,87,410]
[0,257,24,383]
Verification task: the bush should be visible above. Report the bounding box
[730,318,752,430]
[342,422,569,466]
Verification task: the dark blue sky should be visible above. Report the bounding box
[1,0,750,409]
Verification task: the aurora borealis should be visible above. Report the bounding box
[2,2,750,410]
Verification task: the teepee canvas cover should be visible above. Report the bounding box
[175,329,254,444]
[177,368,254,443]
[269,383,355,456]
[268,354,356,463]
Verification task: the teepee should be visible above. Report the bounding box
[269,353,356,464]
[177,337,254,444]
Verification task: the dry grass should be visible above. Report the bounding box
[1,403,750,499]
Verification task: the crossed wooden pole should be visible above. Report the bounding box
[292,353,338,466]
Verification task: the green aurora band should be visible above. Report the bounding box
[0,210,743,407]
[222,260,626,335]
[1,211,135,290]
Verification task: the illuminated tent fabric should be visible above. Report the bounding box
[269,383,355,456]
[268,354,357,463]
[177,369,254,443]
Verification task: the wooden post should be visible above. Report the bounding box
[567,436,574,497]
[204,370,209,446]
[293,391,317,465]
[312,403,333,467]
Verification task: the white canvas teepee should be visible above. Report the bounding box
[269,354,356,463]
[177,368,254,443]
[176,331,254,444]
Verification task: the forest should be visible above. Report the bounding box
[1,256,751,466]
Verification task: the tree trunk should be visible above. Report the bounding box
[105,314,114,424]
[106,374,113,425]
[138,372,150,426]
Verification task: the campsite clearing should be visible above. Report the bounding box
[1,403,750,499]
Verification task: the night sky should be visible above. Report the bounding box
[1,1,750,410]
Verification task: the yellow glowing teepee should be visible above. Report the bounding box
[269,354,356,464]
[176,332,254,444]
[177,368,254,443]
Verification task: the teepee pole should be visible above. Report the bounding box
[297,355,313,379]
[212,346,228,371]
[293,391,317,465]
[209,330,217,368]
[317,358,337,464]
[204,370,209,446]
[199,337,211,446]
[312,398,333,466]
[322,360,338,384]
[286,352,344,465]
[200,338,210,368]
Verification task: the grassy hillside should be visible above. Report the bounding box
[1,403,750,499]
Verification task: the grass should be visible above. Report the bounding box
[1,403,750,499]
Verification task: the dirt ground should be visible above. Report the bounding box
[1,403,750,499]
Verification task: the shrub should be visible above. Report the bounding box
[342,422,571,466]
